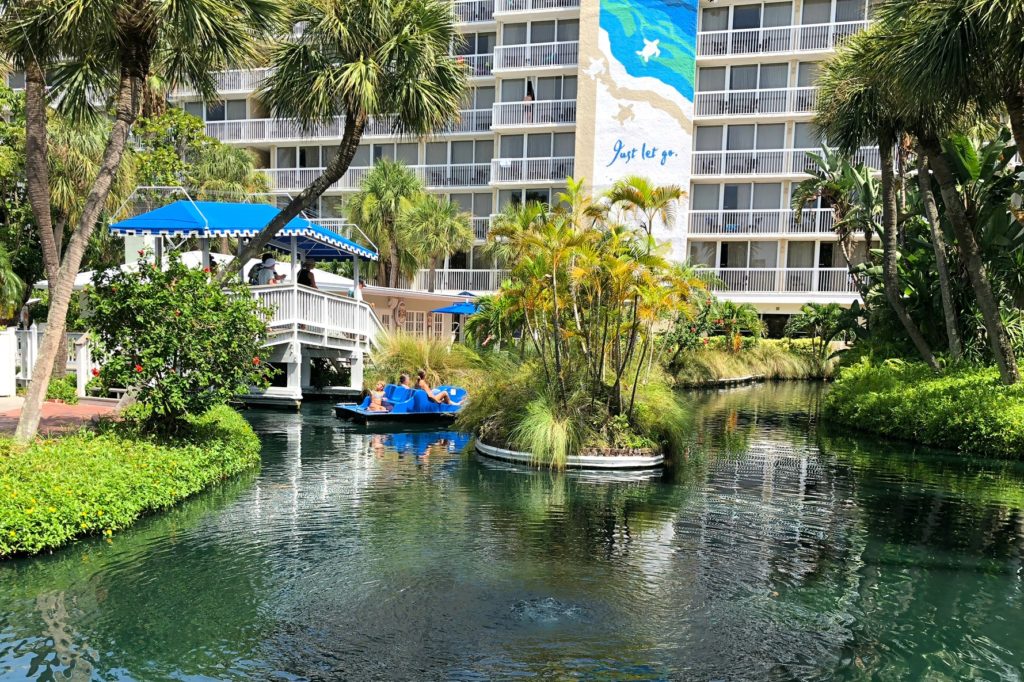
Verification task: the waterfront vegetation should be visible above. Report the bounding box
[0,405,260,558]
[825,361,1024,460]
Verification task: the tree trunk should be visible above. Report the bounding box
[923,137,1020,384]
[1004,89,1024,160]
[428,257,437,293]
[223,111,368,280]
[879,137,939,370]
[15,64,144,444]
[916,149,961,361]
[387,236,400,289]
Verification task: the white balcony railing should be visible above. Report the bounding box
[492,99,577,128]
[205,108,491,143]
[495,0,580,13]
[696,21,869,57]
[790,147,881,173]
[696,267,857,294]
[694,87,817,118]
[456,53,495,78]
[413,269,511,292]
[171,68,274,97]
[454,0,495,23]
[472,217,490,240]
[687,208,835,236]
[261,163,491,192]
[494,41,579,71]
[692,150,788,176]
[692,147,881,176]
[490,157,574,183]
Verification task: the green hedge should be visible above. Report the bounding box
[0,405,260,557]
[823,361,1024,459]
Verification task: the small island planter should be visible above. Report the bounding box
[475,439,664,470]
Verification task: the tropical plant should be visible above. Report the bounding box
[86,253,274,431]
[227,0,467,273]
[346,159,424,291]
[784,302,861,362]
[603,174,683,236]
[0,243,25,317]
[3,0,281,443]
[403,194,474,293]
[711,300,765,353]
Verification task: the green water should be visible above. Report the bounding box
[1,382,1023,680]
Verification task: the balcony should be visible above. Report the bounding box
[261,163,491,192]
[495,0,580,15]
[694,87,818,118]
[492,99,577,129]
[413,269,510,292]
[696,267,856,294]
[696,21,869,58]
[493,41,579,73]
[692,147,881,177]
[687,208,835,236]
[791,147,881,173]
[471,217,490,240]
[490,157,574,184]
[454,0,495,24]
[170,68,273,97]
[456,53,494,79]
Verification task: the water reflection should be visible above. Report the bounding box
[1,387,1023,680]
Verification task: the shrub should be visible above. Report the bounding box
[0,405,260,557]
[823,360,1024,459]
[86,252,273,430]
[45,374,79,404]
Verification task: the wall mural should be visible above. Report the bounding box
[580,0,697,254]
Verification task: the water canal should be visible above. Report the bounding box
[1,382,1022,680]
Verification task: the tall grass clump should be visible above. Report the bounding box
[824,360,1024,459]
[673,338,829,386]
[510,394,588,469]
[367,332,485,388]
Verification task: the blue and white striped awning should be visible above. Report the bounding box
[110,200,378,261]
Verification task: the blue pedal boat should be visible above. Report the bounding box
[335,384,467,424]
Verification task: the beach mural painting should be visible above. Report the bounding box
[579,0,697,248]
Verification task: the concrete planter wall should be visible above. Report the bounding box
[475,439,664,470]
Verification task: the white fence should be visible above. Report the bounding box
[454,0,495,23]
[693,147,880,176]
[261,163,491,191]
[496,0,580,11]
[413,269,511,292]
[490,156,574,183]
[251,285,382,349]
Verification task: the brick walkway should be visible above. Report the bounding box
[0,398,118,436]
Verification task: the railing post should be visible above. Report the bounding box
[0,328,15,397]
[812,267,820,293]
[75,337,91,398]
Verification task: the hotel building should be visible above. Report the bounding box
[6,0,875,323]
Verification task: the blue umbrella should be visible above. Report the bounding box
[431,301,478,315]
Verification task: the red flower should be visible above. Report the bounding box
[689,326,696,333]
[91,368,100,377]
[252,356,261,366]
[702,338,709,345]
[203,267,211,273]
[137,249,145,257]
[134,364,143,373]
[174,310,181,317]
[715,319,724,325]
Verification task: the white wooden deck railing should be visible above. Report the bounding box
[14,326,83,383]
[694,87,818,117]
[251,285,382,346]
[170,68,274,96]
[696,21,869,57]
[456,54,495,78]
[472,217,491,240]
[695,267,857,294]
[490,156,574,183]
[791,147,881,173]
[688,208,835,235]
[492,99,577,127]
[494,41,579,71]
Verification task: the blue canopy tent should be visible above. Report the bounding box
[110,199,378,298]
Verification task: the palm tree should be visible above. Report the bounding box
[5,0,280,443]
[191,145,270,201]
[713,300,765,353]
[791,148,858,267]
[226,0,467,275]
[815,28,940,371]
[874,0,1021,381]
[346,160,423,291]
[603,174,683,237]
[0,243,25,317]
[403,194,474,293]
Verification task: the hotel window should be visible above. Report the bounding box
[688,241,717,267]
[396,142,419,165]
[794,122,822,150]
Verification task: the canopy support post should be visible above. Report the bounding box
[352,257,362,301]
[199,237,210,269]
[154,236,163,268]
[237,238,246,283]
[291,235,299,339]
